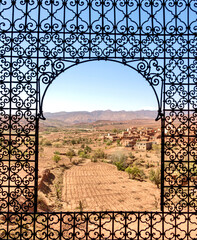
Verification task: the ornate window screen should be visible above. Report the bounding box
[0,0,197,219]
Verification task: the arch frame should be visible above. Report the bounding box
[39,58,163,120]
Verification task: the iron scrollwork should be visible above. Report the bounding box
[0,0,197,225]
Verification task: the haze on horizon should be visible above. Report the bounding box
[45,109,157,114]
[43,61,158,113]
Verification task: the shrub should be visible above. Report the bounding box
[149,168,161,188]
[39,138,44,145]
[54,151,60,155]
[116,139,121,146]
[91,157,98,162]
[72,160,80,165]
[106,140,112,146]
[125,166,132,178]
[62,140,68,145]
[50,128,58,132]
[43,131,51,135]
[78,149,83,155]
[86,138,92,144]
[66,149,76,162]
[55,184,61,199]
[84,145,92,153]
[152,144,161,154]
[111,154,128,171]
[53,143,62,148]
[128,152,135,159]
[114,161,126,171]
[39,146,44,152]
[125,166,145,180]
[135,160,144,167]
[53,154,61,163]
[76,137,82,144]
[43,140,52,146]
[71,139,76,145]
[145,162,151,169]
[91,149,107,162]
[78,149,89,159]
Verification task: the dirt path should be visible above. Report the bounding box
[62,161,160,212]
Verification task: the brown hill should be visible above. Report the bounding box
[43,110,158,125]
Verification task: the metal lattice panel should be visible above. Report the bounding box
[0,211,196,239]
[0,0,197,216]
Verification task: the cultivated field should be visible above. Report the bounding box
[63,160,160,211]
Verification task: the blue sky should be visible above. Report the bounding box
[43,61,158,113]
[3,2,192,114]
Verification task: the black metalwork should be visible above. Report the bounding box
[1,211,197,239]
[0,0,197,238]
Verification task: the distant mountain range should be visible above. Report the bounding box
[43,110,157,125]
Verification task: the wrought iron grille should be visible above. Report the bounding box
[0,0,197,238]
[0,211,197,239]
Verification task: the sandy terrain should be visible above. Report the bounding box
[62,160,160,212]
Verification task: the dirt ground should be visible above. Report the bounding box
[62,160,160,212]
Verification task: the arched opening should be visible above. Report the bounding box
[40,60,161,114]
[38,61,161,212]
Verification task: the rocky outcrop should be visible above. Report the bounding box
[38,169,55,194]
[37,192,52,212]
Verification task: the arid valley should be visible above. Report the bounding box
[37,110,162,212]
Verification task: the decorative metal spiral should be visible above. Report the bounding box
[0,0,197,217]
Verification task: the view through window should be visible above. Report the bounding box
[38,61,162,212]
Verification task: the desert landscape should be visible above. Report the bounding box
[1,110,195,240]
[37,110,162,212]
